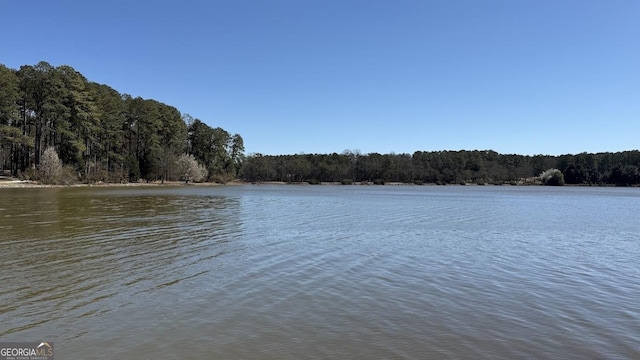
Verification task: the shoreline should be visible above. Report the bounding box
[1,179,629,189]
[0,180,240,189]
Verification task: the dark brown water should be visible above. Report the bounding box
[1,185,639,359]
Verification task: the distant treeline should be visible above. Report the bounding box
[0,61,244,182]
[242,150,640,186]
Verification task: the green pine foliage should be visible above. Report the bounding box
[241,150,640,186]
[0,62,244,182]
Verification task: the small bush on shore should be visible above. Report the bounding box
[59,165,79,185]
[86,168,109,184]
[341,178,353,185]
[540,168,565,186]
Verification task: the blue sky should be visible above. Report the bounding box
[1,0,638,156]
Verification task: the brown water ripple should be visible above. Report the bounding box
[1,186,639,359]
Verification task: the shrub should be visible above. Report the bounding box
[107,168,128,183]
[413,179,424,185]
[86,168,109,184]
[540,168,565,186]
[59,165,79,185]
[18,168,36,181]
[307,178,321,185]
[340,178,353,185]
[373,178,385,185]
[210,173,234,184]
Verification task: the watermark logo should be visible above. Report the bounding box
[0,342,54,360]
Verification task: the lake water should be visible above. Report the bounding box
[0,185,638,359]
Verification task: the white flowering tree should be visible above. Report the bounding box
[176,154,208,183]
[539,168,565,186]
[39,146,62,184]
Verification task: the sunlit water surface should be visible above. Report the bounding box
[1,185,639,359]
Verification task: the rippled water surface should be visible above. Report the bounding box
[1,185,639,359]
